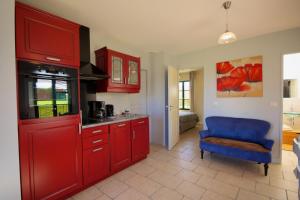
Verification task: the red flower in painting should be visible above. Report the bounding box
[217,77,246,91]
[245,63,262,82]
[216,62,234,74]
[230,66,247,81]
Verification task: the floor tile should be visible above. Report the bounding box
[148,171,183,189]
[114,188,149,200]
[95,194,112,200]
[193,165,217,178]
[197,175,239,199]
[72,186,103,200]
[209,161,244,176]
[201,190,233,200]
[143,158,182,175]
[215,172,255,191]
[113,169,137,182]
[255,183,287,200]
[176,181,205,200]
[129,162,156,176]
[242,171,270,184]
[176,169,200,183]
[237,189,269,200]
[168,158,198,171]
[270,177,298,192]
[287,191,299,200]
[151,187,183,200]
[125,174,161,196]
[99,179,129,198]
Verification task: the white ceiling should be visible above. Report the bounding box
[19,0,300,55]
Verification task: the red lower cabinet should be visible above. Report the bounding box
[83,144,110,186]
[131,118,150,162]
[110,121,132,173]
[19,117,82,200]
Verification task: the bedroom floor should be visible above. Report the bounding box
[70,128,299,200]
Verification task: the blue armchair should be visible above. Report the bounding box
[200,116,273,176]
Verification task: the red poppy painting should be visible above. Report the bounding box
[216,56,263,97]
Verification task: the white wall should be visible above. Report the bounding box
[192,69,204,122]
[177,28,300,163]
[0,1,21,199]
[149,52,178,145]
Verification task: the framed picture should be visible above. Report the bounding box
[216,55,263,97]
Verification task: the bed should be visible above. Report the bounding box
[179,111,199,133]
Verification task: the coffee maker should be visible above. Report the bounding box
[88,101,106,119]
[105,104,114,117]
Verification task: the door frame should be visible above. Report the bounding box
[280,51,300,163]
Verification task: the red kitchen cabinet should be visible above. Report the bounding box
[131,118,150,162]
[16,2,80,67]
[110,121,132,173]
[19,116,82,200]
[83,144,110,186]
[95,47,140,93]
[82,125,110,186]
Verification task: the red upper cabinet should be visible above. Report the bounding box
[15,2,80,67]
[95,47,141,93]
[19,117,82,200]
[131,118,150,162]
[126,55,141,91]
[110,121,132,173]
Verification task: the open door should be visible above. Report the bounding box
[166,66,179,150]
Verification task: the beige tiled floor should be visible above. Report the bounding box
[71,128,299,200]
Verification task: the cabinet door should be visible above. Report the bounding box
[110,122,132,173]
[126,56,140,92]
[132,118,149,162]
[16,3,80,67]
[83,144,110,186]
[19,117,82,200]
[107,50,127,89]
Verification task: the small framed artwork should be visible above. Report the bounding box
[216,55,263,97]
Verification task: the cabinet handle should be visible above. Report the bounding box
[138,121,144,124]
[92,130,103,134]
[45,56,61,62]
[118,123,126,127]
[92,147,103,152]
[79,123,82,135]
[92,139,103,144]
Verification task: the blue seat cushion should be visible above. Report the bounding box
[200,139,272,163]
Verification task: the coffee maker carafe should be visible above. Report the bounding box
[105,104,114,117]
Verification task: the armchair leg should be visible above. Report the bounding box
[201,149,204,159]
[264,163,269,176]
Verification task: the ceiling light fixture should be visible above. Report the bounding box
[218,1,237,44]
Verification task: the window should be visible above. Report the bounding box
[179,81,190,110]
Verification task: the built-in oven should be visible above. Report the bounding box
[17,61,79,120]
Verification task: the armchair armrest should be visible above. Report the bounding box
[199,130,211,139]
[261,139,274,150]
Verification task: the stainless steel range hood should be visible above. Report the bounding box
[80,26,109,80]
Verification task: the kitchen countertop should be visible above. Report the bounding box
[82,114,149,129]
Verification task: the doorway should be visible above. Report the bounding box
[165,67,204,150]
[178,69,204,134]
[282,53,300,151]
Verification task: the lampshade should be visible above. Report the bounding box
[218,31,237,44]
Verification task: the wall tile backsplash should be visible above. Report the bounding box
[86,92,148,116]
